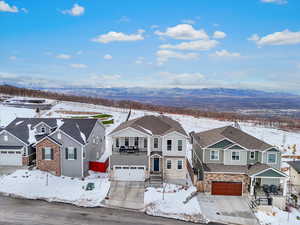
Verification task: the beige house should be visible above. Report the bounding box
[287,161,300,188]
[108,115,189,185]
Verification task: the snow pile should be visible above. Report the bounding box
[255,207,300,225]
[144,184,206,223]
[0,169,110,207]
[27,124,36,144]
[56,119,64,128]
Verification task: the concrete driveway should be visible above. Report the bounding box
[0,166,25,176]
[197,194,259,225]
[104,181,145,210]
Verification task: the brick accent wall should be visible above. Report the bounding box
[22,156,29,166]
[203,173,250,194]
[36,138,61,176]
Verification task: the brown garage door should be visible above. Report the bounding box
[211,182,242,196]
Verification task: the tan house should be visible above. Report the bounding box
[287,161,300,189]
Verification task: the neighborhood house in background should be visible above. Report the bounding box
[108,115,189,185]
[190,126,288,200]
[0,118,106,177]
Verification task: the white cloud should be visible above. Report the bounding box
[156,50,199,65]
[213,31,226,39]
[70,63,87,69]
[261,0,288,5]
[71,74,121,88]
[155,24,209,40]
[21,8,28,13]
[135,57,145,64]
[9,56,17,60]
[91,30,145,43]
[0,1,18,13]
[150,25,159,29]
[249,30,300,46]
[118,16,130,23]
[76,50,83,55]
[181,19,195,25]
[160,71,205,86]
[160,39,218,51]
[62,4,84,16]
[212,50,241,57]
[103,54,112,60]
[56,54,71,59]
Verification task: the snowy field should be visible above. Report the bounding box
[0,169,110,207]
[144,184,205,223]
[256,207,300,225]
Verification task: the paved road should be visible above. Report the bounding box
[0,196,223,225]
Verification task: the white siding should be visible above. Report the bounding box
[224,149,247,165]
[162,132,187,157]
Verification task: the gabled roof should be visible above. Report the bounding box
[287,161,300,173]
[4,118,99,145]
[192,126,272,151]
[109,115,187,137]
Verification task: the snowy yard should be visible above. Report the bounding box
[144,184,206,223]
[256,207,300,225]
[0,169,110,207]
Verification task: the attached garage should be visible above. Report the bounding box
[113,166,145,181]
[0,149,23,166]
[212,181,243,196]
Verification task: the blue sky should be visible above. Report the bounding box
[0,0,300,93]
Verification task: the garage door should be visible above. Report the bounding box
[114,166,145,181]
[212,182,242,196]
[0,150,23,166]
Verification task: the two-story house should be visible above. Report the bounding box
[190,126,288,196]
[0,118,105,178]
[108,115,189,184]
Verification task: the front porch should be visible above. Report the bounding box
[149,152,163,185]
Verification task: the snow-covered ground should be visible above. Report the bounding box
[256,207,300,225]
[0,105,36,127]
[0,169,110,207]
[144,184,205,223]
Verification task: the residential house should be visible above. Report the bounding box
[108,115,189,184]
[287,161,300,190]
[0,118,105,177]
[190,126,288,196]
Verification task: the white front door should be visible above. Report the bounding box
[0,150,23,166]
[114,166,145,181]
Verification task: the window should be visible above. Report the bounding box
[144,138,147,148]
[167,140,172,151]
[178,140,183,151]
[125,137,129,147]
[177,160,183,170]
[4,135,8,142]
[134,137,139,147]
[231,151,240,161]
[250,151,255,160]
[57,132,61,140]
[210,150,219,160]
[166,160,172,169]
[267,152,277,164]
[44,147,53,160]
[83,150,86,159]
[154,138,158,148]
[65,147,77,160]
[116,138,119,147]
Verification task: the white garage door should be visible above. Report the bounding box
[0,150,22,166]
[114,166,145,181]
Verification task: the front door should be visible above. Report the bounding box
[153,158,160,172]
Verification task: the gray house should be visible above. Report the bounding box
[108,115,189,184]
[0,118,105,177]
[190,126,288,196]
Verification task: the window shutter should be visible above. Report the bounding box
[51,148,54,160]
[74,148,77,160]
[42,148,45,160]
[65,148,68,160]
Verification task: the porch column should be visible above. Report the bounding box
[250,177,255,196]
[147,136,151,156]
[283,178,288,196]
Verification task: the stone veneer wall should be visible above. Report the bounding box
[203,173,250,194]
[36,138,61,176]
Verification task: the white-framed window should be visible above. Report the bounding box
[4,134,8,142]
[167,140,172,151]
[250,151,255,160]
[177,160,183,170]
[267,152,277,164]
[166,160,172,169]
[116,138,119,147]
[57,132,61,140]
[154,138,158,148]
[210,150,219,160]
[96,152,100,159]
[82,149,86,159]
[44,147,53,160]
[66,147,77,160]
[178,140,183,151]
[231,151,240,161]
